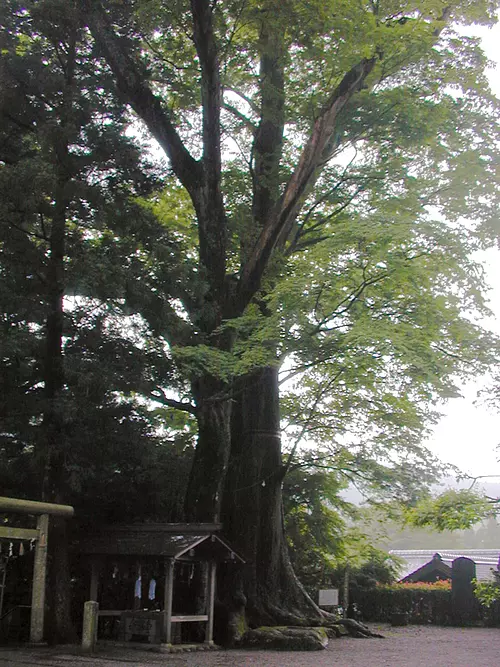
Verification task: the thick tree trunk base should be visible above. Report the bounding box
[246,599,324,630]
[217,609,384,645]
[218,366,330,643]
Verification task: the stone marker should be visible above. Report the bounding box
[82,600,99,652]
[451,557,478,626]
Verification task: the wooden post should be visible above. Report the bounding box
[81,601,99,652]
[204,561,216,645]
[134,561,142,610]
[30,513,49,643]
[163,558,174,644]
[343,565,349,618]
[89,557,102,602]
[0,557,7,622]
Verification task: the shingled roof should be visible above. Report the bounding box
[392,549,500,582]
[400,553,452,583]
[81,523,244,563]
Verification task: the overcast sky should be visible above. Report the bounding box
[424,18,500,479]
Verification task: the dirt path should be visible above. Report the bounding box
[1,625,499,666]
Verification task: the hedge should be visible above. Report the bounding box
[352,583,453,625]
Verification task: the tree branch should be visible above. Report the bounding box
[287,186,365,255]
[191,0,222,179]
[310,269,389,336]
[222,100,256,131]
[224,85,260,116]
[6,219,49,242]
[149,389,198,415]
[237,56,378,308]
[251,19,286,229]
[83,1,202,199]
[283,369,344,476]
[190,0,228,297]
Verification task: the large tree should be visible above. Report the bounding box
[2,0,500,632]
[79,0,500,626]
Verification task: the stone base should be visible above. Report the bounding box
[97,639,219,654]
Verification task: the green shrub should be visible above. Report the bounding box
[472,579,500,626]
[352,582,452,624]
[472,579,500,609]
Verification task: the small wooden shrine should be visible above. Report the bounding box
[81,522,244,647]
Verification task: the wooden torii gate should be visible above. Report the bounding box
[0,496,74,643]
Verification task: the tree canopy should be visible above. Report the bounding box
[1,0,500,636]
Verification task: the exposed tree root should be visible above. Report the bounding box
[244,598,384,640]
[332,618,385,638]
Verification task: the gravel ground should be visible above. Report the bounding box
[1,625,500,667]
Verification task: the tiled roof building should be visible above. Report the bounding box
[390,549,500,582]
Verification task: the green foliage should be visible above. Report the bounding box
[283,461,402,594]
[356,502,493,550]
[283,465,350,592]
[406,489,495,531]
[0,0,194,518]
[348,549,403,590]
[473,579,500,609]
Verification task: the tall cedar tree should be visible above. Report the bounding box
[0,0,192,639]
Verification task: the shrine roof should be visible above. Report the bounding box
[81,523,244,563]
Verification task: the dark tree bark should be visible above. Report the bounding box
[39,28,77,644]
[46,516,75,644]
[237,55,377,308]
[220,367,323,628]
[42,180,76,643]
[41,181,76,643]
[215,13,337,628]
[41,168,66,503]
[184,375,232,522]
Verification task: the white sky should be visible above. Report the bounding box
[424,19,500,478]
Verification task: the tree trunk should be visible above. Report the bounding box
[220,366,323,629]
[39,178,76,644]
[39,250,75,641]
[39,34,77,638]
[41,192,65,502]
[46,515,75,644]
[184,374,232,522]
